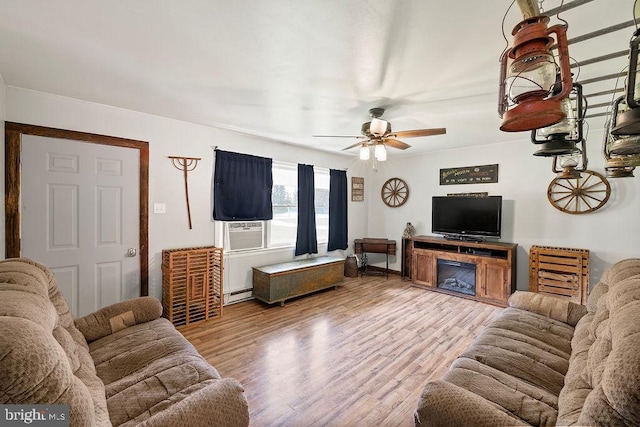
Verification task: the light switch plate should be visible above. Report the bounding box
[154,203,166,214]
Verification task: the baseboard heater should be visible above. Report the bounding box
[225,288,254,306]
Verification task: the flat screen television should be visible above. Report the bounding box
[432,196,502,240]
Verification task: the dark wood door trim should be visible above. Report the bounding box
[4,122,150,296]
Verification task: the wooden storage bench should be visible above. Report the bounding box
[252,256,344,306]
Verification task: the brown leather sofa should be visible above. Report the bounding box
[415,258,640,426]
[0,258,249,426]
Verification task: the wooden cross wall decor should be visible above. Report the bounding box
[169,156,201,229]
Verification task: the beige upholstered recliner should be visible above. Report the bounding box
[415,258,640,426]
[0,258,249,426]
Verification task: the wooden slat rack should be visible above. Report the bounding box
[162,246,223,326]
[529,245,590,304]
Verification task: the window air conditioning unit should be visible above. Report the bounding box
[225,221,265,251]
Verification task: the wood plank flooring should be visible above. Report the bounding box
[179,274,503,427]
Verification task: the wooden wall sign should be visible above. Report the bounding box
[440,164,499,185]
[447,192,489,197]
[351,177,364,201]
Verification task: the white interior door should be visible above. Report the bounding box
[21,135,140,317]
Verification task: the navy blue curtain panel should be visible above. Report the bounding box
[295,163,318,256]
[213,150,273,221]
[328,169,348,251]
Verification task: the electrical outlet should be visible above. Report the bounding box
[154,203,166,214]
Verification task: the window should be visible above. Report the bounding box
[314,169,330,244]
[269,162,329,248]
[270,163,297,247]
[219,161,329,251]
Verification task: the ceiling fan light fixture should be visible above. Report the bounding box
[318,107,446,157]
[374,144,387,161]
[359,145,370,160]
[370,118,388,136]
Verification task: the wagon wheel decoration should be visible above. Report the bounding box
[381,178,409,207]
[547,170,611,214]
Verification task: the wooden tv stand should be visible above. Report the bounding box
[410,235,517,307]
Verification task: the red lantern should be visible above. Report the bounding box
[498,16,573,132]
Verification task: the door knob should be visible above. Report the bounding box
[127,248,137,257]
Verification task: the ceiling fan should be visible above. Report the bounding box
[314,108,446,160]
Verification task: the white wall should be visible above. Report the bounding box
[4,87,369,301]
[365,131,640,290]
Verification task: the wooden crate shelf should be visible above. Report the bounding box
[529,245,589,305]
[162,246,223,326]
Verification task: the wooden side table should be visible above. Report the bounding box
[354,238,396,278]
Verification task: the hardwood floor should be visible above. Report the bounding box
[179,274,503,427]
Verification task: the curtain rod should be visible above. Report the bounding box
[212,146,347,171]
[273,159,347,172]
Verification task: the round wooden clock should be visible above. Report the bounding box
[547,170,611,214]
[381,178,409,207]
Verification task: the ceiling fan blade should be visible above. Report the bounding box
[313,135,363,138]
[384,138,411,150]
[342,141,369,151]
[391,128,447,138]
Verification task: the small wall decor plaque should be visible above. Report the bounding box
[440,164,499,185]
[447,192,489,197]
[351,177,364,201]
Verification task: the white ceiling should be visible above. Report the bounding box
[0,0,635,158]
